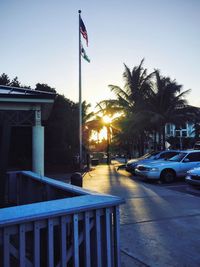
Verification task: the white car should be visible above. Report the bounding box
[135,150,200,183]
[185,167,200,187]
[125,150,180,174]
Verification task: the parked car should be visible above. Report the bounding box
[185,167,200,187]
[193,141,200,150]
[125,150,180,174]
[135,150,200,183]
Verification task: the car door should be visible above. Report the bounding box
[179,152,200,176]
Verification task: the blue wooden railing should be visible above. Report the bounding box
[0,171,124,267]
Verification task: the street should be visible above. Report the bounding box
[83,162,200,267]
[118,167,200,198]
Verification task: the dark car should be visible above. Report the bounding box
[126,150,180,174]
[194,141,200,150]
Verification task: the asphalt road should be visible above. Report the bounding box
[118,166,200,198]
[83,161,200,267]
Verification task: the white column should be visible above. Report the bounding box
[32,108,44,176]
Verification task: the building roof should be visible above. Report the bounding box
[0,85,56,102]
[0,85,56,121]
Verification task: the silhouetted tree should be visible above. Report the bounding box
[144,70,193,149]
[45,94,79,170]
[105,60,196,154]
[108,59,154,155]
[82,101,94,150]
[0,73,10,85]
[35,83,57,93]
[10,76,20,87]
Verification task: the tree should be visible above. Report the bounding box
[104,60,196,154]
[82,101,95,151]
[0,73,10,85]
[84,115,104,145]
[45,94,79,169]
[35,83,57,93]
[144,70,195,149]
[108,59,154,155]
[94,100,122,163]
[10,76,20,87]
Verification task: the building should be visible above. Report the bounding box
[165,122,195,139]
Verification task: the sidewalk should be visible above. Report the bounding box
[83,162,200,267]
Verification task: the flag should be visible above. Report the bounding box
[81,45,90,62]
[80,17,88,46]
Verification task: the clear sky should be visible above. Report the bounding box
[0,0,199,108]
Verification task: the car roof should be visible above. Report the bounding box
[159,150,180,153]
[180,149,200,153]
[154,150,181,155]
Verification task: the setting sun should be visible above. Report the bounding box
[103,115,112,124]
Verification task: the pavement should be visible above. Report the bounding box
[47,161,200,267]
[83,161,200,267]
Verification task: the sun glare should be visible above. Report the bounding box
[90,127,107,142]
[99,126,107,140]
[90,113,123,143]
[103,115,112,124]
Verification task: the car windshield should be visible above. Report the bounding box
[141,151,160,159]
[135,151,162,161]
[137,153,150,160]
[148,151,160,159]
[168,152,187,162]
[128,152,159,163]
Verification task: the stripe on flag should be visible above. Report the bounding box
[80,18,88,46]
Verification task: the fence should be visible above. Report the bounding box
[0,171,124,266]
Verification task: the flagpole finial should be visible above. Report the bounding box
[78,10,81,14]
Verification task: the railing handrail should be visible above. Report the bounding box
[1,170,124,267]
[0,195,123,227]
[9,170,96,196]
[1,171,124,227]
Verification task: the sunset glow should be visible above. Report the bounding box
[103,115,112,124]
[90,126,107,142]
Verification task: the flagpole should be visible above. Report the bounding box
[78,10,82,169]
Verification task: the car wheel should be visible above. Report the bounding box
[160,169,176,183]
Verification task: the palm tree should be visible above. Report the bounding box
[82,101,108,153]
[83,115,104,144]
[82,101,94,124]
[144,70,195,149]
[108,59,154,155]
[109,59,153,113]
[104,60,196,153]
[95,100,122,163]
